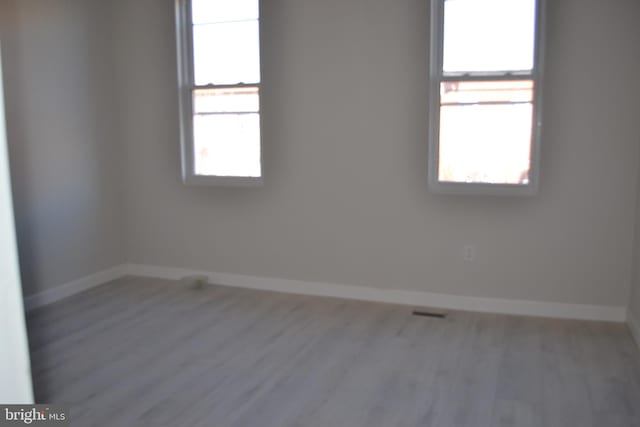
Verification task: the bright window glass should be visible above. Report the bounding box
[443,0,536,73]
[193,21,260,86]
[192,87,260,177]
[191,0,258,24]
[193,114,261,177]
[439,81,533,184]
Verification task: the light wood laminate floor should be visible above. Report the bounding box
[27,276,640,427]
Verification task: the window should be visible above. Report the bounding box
[175,0,262,186]
[429,0,545,195]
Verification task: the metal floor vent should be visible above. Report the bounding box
[412,310,447,319]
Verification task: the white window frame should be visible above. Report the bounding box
[428,0,546,196]
[175,0,263,187]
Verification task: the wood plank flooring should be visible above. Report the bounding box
[26,276,640,427]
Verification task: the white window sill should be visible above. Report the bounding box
[428,180,538,196]
[183,175,264,187]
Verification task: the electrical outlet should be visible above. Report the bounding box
[463,245,475,262]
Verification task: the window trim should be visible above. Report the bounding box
[175,0,263,187]
[428,0,546,196]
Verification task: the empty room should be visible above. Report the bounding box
[1,0,640,425]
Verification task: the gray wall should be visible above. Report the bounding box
[0,0,124,296]
[3,0,640,308]
[113,0,640,308]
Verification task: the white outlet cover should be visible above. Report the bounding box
[463,245,475,261]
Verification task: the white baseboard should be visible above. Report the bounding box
[23,265,128,311]
[124,263,627,322]
[629,311,640,350]
[24,262,627,322]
